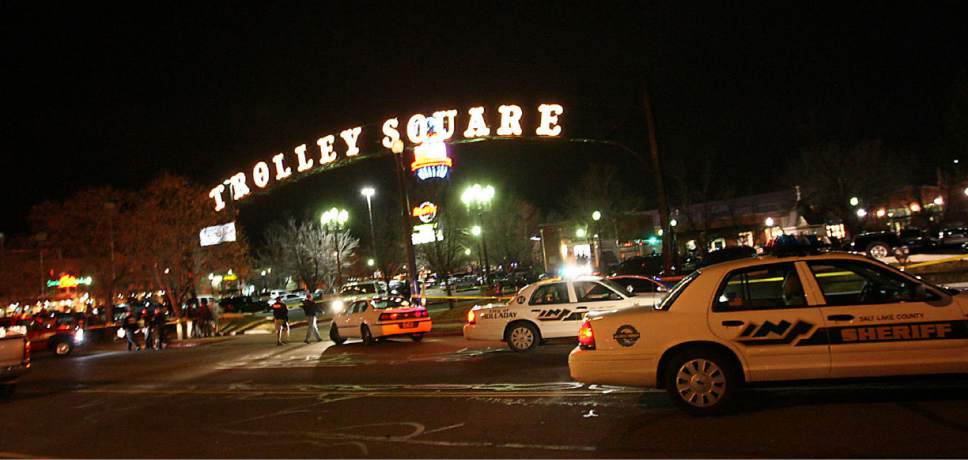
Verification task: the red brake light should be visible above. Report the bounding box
[466,309,476,325]
[578,320,595,350]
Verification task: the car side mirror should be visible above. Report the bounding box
[626,285,635,294]
[909,283,927,301]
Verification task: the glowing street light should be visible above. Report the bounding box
[849,196,860,207]
[933,196,944,206]
[464,248,472,256]
[366,258,375,267]
[669,218,678,228]
[471,225,482,236]
[765,217,775,227]
[321,207,349,289]
[592,210,602,221]
[856,208,868,218]
[360,186,377,268]
[876,208,887,218]
[576,227,587,238]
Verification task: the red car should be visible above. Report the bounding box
[2,313,86,357]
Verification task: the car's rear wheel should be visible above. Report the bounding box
[329,324,345,345]
[505,322,539,352]
[664,349,740,416]
[866,242,890,259]
[411,333,424,342]
[54,340,73,357]
[361,325,374,346]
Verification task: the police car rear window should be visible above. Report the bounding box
[656,271,699,311]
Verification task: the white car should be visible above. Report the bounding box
[463,276,646,352]
[329,297,432,345]
[569,252,968,415]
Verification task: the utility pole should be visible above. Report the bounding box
[391,140,419,297]
[643,81,674,274]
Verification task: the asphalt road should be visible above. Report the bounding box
[3,327,967,458]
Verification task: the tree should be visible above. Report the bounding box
[784,140,910,237]
[127,174,250,317]
[486,191,540,268]
[563,163,643,242]
[417,209,469,307]
[257,217,358,293]
[666,151,734,254]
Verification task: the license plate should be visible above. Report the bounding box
[401,322,418,329]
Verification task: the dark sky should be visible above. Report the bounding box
[5,1,967,240]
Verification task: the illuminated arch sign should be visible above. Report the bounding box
[208,103,564,211]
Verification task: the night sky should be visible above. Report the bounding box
[5,1,967,241]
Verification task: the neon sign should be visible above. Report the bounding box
[412,202,438,224]
[412,223,443,245]
[209,102,564,211]
[47,274,93,289]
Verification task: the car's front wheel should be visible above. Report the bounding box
[361,325,374,346]
[664,349,740,416]
[866,242,891,259]
[505,322,539,352]
[54,340,73,357]
[329,324,345,345]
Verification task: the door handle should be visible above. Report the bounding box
[721,320,744,327]
[827,314,855,321]
[576,306,588,310]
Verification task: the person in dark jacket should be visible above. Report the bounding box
[152,306,168,350]
[123,311,141,351]
[271,297,289,346]
[302,293,322,343]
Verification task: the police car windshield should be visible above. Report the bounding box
[656,271,700,311]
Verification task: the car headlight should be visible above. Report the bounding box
[74,329,85,344]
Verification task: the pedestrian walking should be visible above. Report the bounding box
[199,298,214,337]
[153,306,168,349]
[302,293,322,343]
[271,297,289,346]
[123,310,141,351]
[141,305,155,350]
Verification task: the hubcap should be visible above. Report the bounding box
[56,342,70,355]
[510,327,534,350]
[870,245,888,258]
[675,358,726,407]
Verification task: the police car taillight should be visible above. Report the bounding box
[466,309,476,325]
[578,320,595,350]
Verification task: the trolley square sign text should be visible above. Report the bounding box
[207,103,564,211]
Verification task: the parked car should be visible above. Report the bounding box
[608,275,669,302]
[849,231,904,258]
[329,296,431,345]
[610,255,663,277]
[6,313,86,357]
[0,319,30,396]
[937,227,968,251]
[219,295,269,313]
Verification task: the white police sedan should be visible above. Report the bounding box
[329,297,432,345]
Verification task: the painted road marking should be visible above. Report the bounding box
[25,381,648,398]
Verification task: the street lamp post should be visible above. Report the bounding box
[591,210,602,272]
[391,140,419,297]
[360,186,377,269]
[462,184,494,285]
[321,207,349,291]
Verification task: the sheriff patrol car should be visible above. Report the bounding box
[464,276,649,352]
[568,252,968,415]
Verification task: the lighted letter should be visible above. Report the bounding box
[209,184,226,211]
[382,118,400,149]
[317,134,337,164]
[407,114,428,144]
[536,103,563,136]
[252,161,270,188]
[271,153,292,180]
[432,109,458,139]
[340,127,362,157]
[294,144,314,172]
[228,172,251,200]
[463,106,490,138]
[497,104,523,136]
